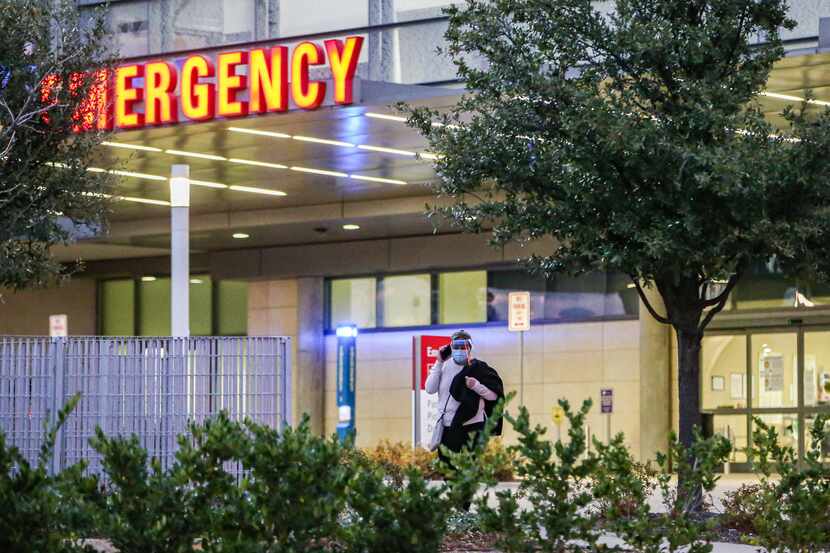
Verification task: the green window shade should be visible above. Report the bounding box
[139,278,171,336]
[217,280,248,335]
[189,275,212,336]
[439,271,487,324]
[330,278,376,329]
[382,274,430,327]
[101,279,135,335]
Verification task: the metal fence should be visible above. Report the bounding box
[0,336,291,474]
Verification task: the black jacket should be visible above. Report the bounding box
[448,359,505,435]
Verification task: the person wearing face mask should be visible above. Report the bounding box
[425,330,505,470]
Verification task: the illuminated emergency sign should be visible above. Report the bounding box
[45,36,363,132]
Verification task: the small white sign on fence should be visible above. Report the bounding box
[49,314,68,337]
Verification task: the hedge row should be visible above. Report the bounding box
[2,393,830,553]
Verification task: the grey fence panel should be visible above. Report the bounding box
[0,336,291,475]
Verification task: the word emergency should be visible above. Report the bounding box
[44,36,363,131]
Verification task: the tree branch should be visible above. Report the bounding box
[631,277,672,325]
[698,273,740,333]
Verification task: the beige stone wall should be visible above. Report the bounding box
[323,319,660,458]
[247,278,325,433]
[0,279,97,335]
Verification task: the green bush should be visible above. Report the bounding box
[475,399,601,553]
[0,394,98,553]
[750,415,830,553]
[719,483,770,537]
[594,429,730,553]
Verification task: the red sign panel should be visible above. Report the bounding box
[414,335,450,390]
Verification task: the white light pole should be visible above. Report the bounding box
[170,164,190,337]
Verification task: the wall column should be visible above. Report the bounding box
[638,285,672,462]
[248,277,325,433]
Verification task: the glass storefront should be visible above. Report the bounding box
[703,326,830,468]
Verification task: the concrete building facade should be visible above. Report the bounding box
[3,1,830,463]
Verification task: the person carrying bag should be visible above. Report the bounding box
[425,330,505,468]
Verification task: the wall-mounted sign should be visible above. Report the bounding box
[600,388,613,414]
[43,36,364,132]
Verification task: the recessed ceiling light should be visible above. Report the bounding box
[87,168,167,181]
[290,166,348,178]
[228,158,288,170]
[292,135,355,148]
[189,179,228,189]
[357,144,416,157]
[141,276,157,282]
[114,195,171,206]
[418,152,439,160]
[349,174,408,185]
[228,185,287,197]
[365,112,407,123]
[342,224,360,230]
[190,278,203,284]
[227,127,291,139]
[232,232,250,239]
[101,141,163,152]
[165,149,228,161]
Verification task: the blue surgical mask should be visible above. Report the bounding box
[452,349,468,365]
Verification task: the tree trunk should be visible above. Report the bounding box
[676,328,703,449]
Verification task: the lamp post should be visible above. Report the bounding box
[336,324,358,442]
[170,164,190,337]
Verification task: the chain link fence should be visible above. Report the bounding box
[0,336,291,474]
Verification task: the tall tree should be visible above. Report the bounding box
[405,0,830,451]
[0,0,114,291]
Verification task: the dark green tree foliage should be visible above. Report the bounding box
[405,0,830,447]
[0,0,114,290]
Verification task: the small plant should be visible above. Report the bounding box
[594,428,730,553]
[0,393,97,553]
[719,483,769,537]
[475,398,601,553]
[750,415,830,552]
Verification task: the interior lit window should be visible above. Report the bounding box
[439,271,487,324]
[100,279,135,335]
[330,278,377,329]
[382,274,431,327]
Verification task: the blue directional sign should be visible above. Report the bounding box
[336,324,358,442]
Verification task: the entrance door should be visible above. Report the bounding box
[702,326,830,470]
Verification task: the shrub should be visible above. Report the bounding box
[475,399,601,553]
[0,394,97,553]
[750,415,830,553]
[719,483,770,536]
[594,429,730,553]
[89,428,197,553]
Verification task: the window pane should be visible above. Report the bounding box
[751,332,798,408]
[803,331,830,408]
[487,270,546,322]
[734,260,794,310]
[101,279,135,335]
[189,275,212,336]
[702,335,747,410]
[439,271,486,324]
[330,278,376,329]
[139,277,170,336]
[217,280,248,335]
[606,273,640,317]
[382,274,430,327]
[714,415,749,464]
[545,273,607,321]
